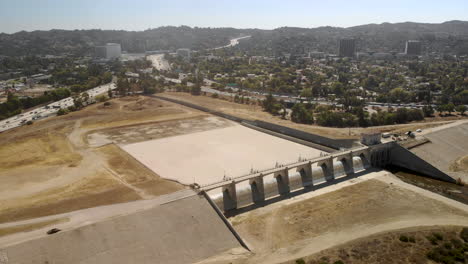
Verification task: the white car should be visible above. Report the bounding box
[416,129,422,133]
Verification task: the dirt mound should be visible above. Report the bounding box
[295,226,468,264]
[450,155,468,173]
[123,97,167,111]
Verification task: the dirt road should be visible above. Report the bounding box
[221,171,468,264]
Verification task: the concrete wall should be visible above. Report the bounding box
[0,193,241,264]
[241,121,335,152]
[385,143,456,183]
[250,120,357,150]
[409,123,468,182]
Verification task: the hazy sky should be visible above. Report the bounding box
[1,0,467,33]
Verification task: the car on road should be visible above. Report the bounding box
[46,228,61,235]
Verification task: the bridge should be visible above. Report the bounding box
[201,146,372,211]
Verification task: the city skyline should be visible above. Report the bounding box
[1,0,467,34]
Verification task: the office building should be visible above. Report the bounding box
[95,43,122,60]
[339,39,356,58]
[405,40,422,56]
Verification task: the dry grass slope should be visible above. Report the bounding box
[0,96,190,225]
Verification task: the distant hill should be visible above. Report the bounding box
[0,26,254,56]
[1,21,468,57]
[239,21,468,56]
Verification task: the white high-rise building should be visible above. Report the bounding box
[405,40,422,56]
[95,43,122,60]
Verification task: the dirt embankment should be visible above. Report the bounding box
[451,155,468,173]
[284,226,468,264]
[159,92,456,139]
[232,179,468,252]
[224,174,468,264]
[0,96,189,224]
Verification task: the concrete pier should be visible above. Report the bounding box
[274,168,290,195]
[222,183,237,211]
[249,176,265,203]
[296,162,313,188]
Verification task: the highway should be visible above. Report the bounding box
[147,54,171,71]
[213,36,251,50]
[0,82,116,133]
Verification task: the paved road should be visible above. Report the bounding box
[213,36,251,50]
[147,54,171,71]
[0,82,116,133]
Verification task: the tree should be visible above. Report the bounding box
[456,105,467,115]
[446,103,455,115]
[300,88,313,100]
[117,77,129,95]
[262,93,282,115]
[108,88,113,98]
[436,104,447,115]
[291,103,314,124]
[395,108,409,124]
[389,87,411,103]
[191,83,201,95]
[408,109,424,121]
[422,105,434,117]
[355,107,369,127]
[82,92,90,104]
[73,97,83,109]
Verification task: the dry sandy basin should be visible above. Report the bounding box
[122,124,324,185]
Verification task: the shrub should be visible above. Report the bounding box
[103,101,111,106]
[96,95,108,102]
[333,261,345,264]
[426,235,467,264]
[461,227,468,242]
[433,233,443,241]
[57,108,67,116]
[211,93,219,98]
[295,259,306,264]
[450,238,463,248]
[427,235,439,245]
[409,236,416,243]
[26,120,33,125]
[399,235,409,242]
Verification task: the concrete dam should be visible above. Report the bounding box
[205,140,458,212]
[153,96,461,212]
[203,146,372,211]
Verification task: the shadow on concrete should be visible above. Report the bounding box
[225,168,381,218]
